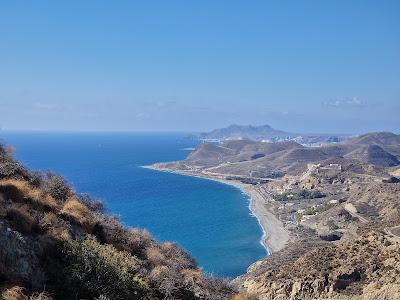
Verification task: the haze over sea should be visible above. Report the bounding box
[0,132,266,277]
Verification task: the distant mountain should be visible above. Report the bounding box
[199,124,294,140]
[199,124,349,144]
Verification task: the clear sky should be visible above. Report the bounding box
[1,1,399,134]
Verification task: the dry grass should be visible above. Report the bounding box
[0,179,60,211]
[61,197,92,228]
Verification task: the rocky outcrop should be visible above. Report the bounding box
[236,231,400,299]
[0,221,44,289]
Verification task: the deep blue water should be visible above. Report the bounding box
[0,132,266,277]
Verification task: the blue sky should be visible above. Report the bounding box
[1,1,399,133]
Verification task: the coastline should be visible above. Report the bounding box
[142,165,290,254]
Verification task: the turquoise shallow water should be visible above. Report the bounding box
[0,132,266,277]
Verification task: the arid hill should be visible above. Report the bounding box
[161,132,400,178]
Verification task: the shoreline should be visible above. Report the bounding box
[142,165,290,254]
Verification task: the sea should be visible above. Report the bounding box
[0,132,267,278]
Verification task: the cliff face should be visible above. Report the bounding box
[0,145,235,300]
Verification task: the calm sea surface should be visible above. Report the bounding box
[0,132,266,277]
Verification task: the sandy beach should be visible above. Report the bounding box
[143,165,290,253]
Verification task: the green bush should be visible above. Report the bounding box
[60,236,148,299]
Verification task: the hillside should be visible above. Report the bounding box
[160,132,400,180]
[344,144,400,167]
[0,145,235,299]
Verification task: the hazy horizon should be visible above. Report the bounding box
[1,1,399,134]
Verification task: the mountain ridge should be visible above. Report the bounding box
[199,124,350,144]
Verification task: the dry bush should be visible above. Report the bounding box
[6,206,36,234]
[160,242,197,270]
[27,172,44,189]
[78,194,104,213]
[92,215,128,249]
[44,173,72,203]
[38,212,58,229]
[1,286,26,300]
[148,265,184,298]
[38,212,71,240]
[180,269,235,299]
[126,228,155,257]
[0,145,30,180]
[0,161,27,180]
[146,247,166,266]
[59,237,148,299]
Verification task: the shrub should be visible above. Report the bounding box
[60,237,148,299]
[44,173,72,203]
[77,193,104,213]
[148,265,184,298]
[61,197,92,228]
[126,228,155,258]
[146,247,166,266]
[0,148,30,180]
[39,212,71,240]
[28,171,45,189]
[159,242,197,270]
